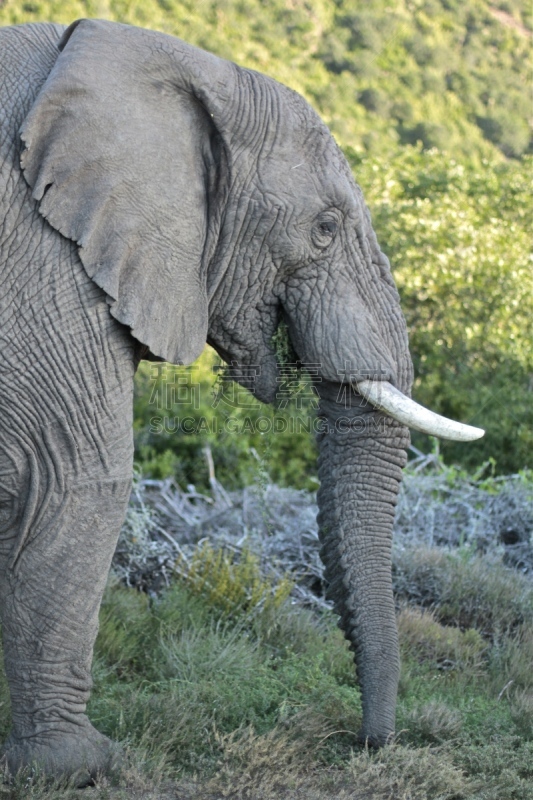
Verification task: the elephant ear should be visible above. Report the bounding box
[20,19,233,364]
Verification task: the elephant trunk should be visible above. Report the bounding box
[316,381,409,745]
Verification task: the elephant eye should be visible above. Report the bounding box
[320,220,337,235]
[312,212,339,249]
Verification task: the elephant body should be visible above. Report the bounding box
[0,18,445,782]
[0,23,140,776]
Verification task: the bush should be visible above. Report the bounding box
[352,149,533,474]
[489,624,533,692]
[400,121,451,150]
[133,350,319,491]
[347,744,471,799]
[393,547,533,636]
[477,112,531,158]
[358,88,391,115]
[403,701,463,744]
[456,736,533,800]
[509,689,533,739]
[398,607,486,670]
[174,542,293,619]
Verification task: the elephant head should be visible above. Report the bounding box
[20,19,483,746]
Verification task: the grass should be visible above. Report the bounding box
[393,545,533,636]
[2,547,533,798]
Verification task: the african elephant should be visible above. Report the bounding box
[0,19,483,781]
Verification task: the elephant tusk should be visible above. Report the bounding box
[354,380,485,442]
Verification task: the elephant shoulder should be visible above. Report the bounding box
[0,23,65,154]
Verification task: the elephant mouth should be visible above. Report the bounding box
[207,337,280,405]
[354,379,484,442]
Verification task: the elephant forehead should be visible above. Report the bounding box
[258,153,354,214]
[256,134,357,214]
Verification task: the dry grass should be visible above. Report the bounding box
[398,607,486,670]
[346,744,471,800]
[489,623,533,692]
[509,689,533,739]
[114,462,533,606]
[173,737,473,800]
[403,701,463,744]
[0,731,474,800]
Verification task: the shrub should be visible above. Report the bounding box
[175,543,293,619]
[353,149,533,475]
[398,607,486,670]
[477,112,531,158]
[393,547,533,636]
[456,736,533,800]
[404,701,463,744]
[133,349,319,492]
[489,624,533,692]
[400,121,453,151]
[195,717,326,799]
[509,689,533,740]
[347,743,471,799]
[358,87,391,115]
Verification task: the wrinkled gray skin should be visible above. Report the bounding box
[0,20,413,781]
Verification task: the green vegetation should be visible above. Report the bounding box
[1,464,532,796]
[394,545,533,635]
[175,542,294,616]
[133,351,320,490]
[2,540,533,797]
[3,0,530,159]
[355,149,533,473]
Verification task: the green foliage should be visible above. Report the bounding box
[456,736,533,800]
[509,689,533,739]
[1,0,530,158]
[134,342,318,490]
[175,542,293,618]
[352,149,533,474]
[133,348,319,490]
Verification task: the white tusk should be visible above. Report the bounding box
[354,380,485,442]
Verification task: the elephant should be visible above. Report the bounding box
[0,18,483,782]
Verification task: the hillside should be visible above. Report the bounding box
[1,0,531,159]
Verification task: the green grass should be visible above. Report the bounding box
[2,548,532,798]
[88,579,362,767]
